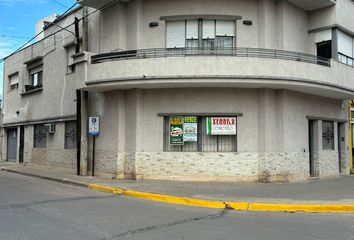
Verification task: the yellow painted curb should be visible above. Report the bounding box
[88,183,225,208]
[88,183,354,213]
[88,184,125,195]
[227,202,354,213]
[124,190,226,209]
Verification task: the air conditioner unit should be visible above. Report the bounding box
[45,123,56,134]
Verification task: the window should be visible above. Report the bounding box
[26,65,43,92]
[66,46,76,74]
[322,121,334,150]
[166,21,186,48]
[9,73,19,91]
[164,116,237,152]
[166,19,236,50]
[34,124,47,148]
[200,119,237,152]
[30,70,42,87]
[65,121,77,149]
[337,30,354,67]
[186,20,198,49]
[202,20,215,49]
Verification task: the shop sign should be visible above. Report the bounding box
[206,117,236,135]
[183,116,198,142]
[169,117,184,145]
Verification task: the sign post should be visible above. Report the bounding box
[89,117,100,176]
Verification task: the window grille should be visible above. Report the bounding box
[322,121,334,150]
[65,121,77,149]
[34,124,47,148]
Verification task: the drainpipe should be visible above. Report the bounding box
[82,6,89,52]
[350,101,353,174]
[76,90,89,176]
[74,17,80,54]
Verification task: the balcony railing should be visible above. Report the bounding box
[338,53,354,68]
[91,47,331,67]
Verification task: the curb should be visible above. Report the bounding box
[2,167,354,213]
[1,167,89,188]
[89,184,226,209]
[88,183,354,213]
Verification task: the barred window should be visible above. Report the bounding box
[65,121,77,149]
[164,116,237,152]
[322,121,334,150]
[34,124,47,148]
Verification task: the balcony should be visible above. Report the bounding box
[85,47,354,100]
[91,47,330,67]
[288,0,336,11]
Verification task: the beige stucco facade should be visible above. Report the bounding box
[2,0,354,182]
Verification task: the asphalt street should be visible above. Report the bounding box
[0,171,353,240]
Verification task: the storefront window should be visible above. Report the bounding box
[164,116,237,152]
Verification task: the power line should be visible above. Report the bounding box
[50,0,69,9]
[0,35,31,39]
[0,0,121,64]
[0,2,78,64]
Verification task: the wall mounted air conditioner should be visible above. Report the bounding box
[45,123,56,134]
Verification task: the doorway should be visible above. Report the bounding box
[19,126,25,163]
[338,123,345,174]
[308,120,318,177]
[7,128,18,163]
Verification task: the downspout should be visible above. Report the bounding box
[82,6,89,52]
[350,101,353,174]
[76,6,89,175]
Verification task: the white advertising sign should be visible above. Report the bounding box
[206,117,237,135]
[89,117,100,136]
[183,122,198,142]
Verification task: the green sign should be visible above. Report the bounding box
[183,116,198,142]
[169,117,184,145]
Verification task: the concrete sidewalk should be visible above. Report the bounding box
[1,163,353,205]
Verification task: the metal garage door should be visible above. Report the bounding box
[7,129,17,163]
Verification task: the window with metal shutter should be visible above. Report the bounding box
[202,20,215,39]
[186,20,198,39]
[314,29,332,43]
[9,74,19,86]
[216,20,235,37]
[338,30,353,58]
[166,21,186,48]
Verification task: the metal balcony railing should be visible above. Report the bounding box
[91,47,331,67]
[338,53,354,68]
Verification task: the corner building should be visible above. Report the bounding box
[2,0,354,182]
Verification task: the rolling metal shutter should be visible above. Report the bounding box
[338,30,353,58]
[216,20,235,37]
[186,20,198,39]
[166,21,186,48]
[203,20,215,39]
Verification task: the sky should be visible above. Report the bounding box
[0,0,77,99]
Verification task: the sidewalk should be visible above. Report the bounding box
[1,163,353,205]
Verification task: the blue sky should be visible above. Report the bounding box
[0,0,77,99]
